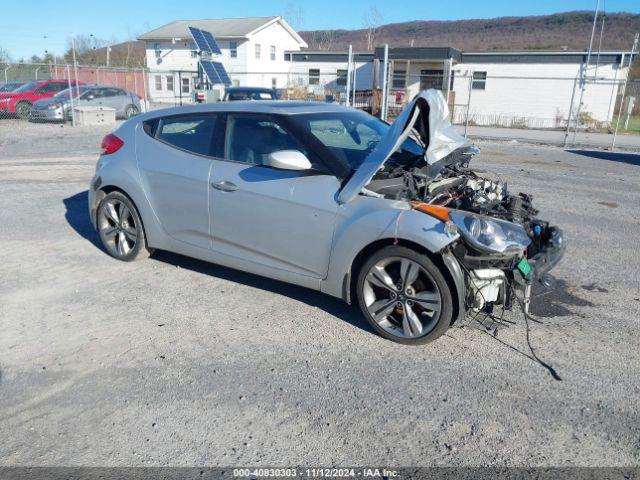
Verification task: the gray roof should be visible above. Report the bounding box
[138,16,278,40]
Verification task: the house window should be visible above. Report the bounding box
[181,77,191,94]
[255,44,261,59]
[190,43,198,58]
[472,71,487,90]
[309,69,320,85]
[272,77,277,89]
[336,69,347,86]
[154,75,162,91]
[166,76,174,92]
[270,45,276,61]
[420,69,443,90]
[392,69,406,89]
[229,41,237,58]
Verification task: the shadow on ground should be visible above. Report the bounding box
[63,190,374,337]
[566,149,640,166]
[63,190,102,249]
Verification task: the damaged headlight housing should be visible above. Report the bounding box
[449,210,531,255]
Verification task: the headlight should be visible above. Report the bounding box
[449,210,530,254]
[46,103,61,110]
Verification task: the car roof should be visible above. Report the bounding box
[139,101,358,120]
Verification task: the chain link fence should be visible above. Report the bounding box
[1,61,638,149]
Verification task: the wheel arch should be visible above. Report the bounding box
[347,238,464,325]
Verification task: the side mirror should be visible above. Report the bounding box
[265,150,312,171]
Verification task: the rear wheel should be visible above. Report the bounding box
[96,192,152,261]
[123,104,138,119]
[15,101,32,119]
[356,246,453,345]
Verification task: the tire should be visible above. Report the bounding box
[15,101,32,119]
[96,191,152,261]
[356,246,453,345]
[123,104,138,119]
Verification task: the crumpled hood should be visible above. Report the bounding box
[338,89,470,204]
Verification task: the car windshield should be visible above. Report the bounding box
[13,82,39,93]
[288,110,424,172]
[54,86,92,100]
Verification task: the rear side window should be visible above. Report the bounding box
[156,114,218,156]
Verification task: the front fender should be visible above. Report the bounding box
[321,196,460,300]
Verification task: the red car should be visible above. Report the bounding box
[0,79,83,119]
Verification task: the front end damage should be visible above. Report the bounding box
[350,89,566,321]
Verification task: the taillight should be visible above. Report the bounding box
[101,133,124,155]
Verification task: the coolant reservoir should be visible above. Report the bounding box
[468,269,505,310]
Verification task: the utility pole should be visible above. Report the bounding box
[572,0,600,145]
[106,46,111,67]
[612,33,639,150]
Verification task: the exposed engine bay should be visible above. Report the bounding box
[367,144,565,319]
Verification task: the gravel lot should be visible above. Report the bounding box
[1,119,639,467]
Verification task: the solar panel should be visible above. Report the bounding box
[189,27,210,53]
[202,30,222,55]
[212,61,231,85]
[200,60,231,86]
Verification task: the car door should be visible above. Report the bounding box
[102,88,127,115]
[78,88,103,107]
[209,113,340,279]
[136,113,220,250]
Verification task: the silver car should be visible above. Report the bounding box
[30,85,141,121]
[88,90,564,344]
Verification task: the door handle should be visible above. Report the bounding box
[211,181,239,192]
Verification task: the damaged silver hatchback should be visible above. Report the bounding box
[89,90,564,344]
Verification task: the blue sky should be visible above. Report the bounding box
[1,0,639,59]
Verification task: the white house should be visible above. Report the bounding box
[138,16,307,103]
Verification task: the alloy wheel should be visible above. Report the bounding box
[362,257,442,339]
[97,199,138,258]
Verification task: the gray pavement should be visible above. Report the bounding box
[0,121,639,467]
[456,124,640,151]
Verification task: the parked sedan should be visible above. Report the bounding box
[30,85,142,122]
[89,90,564,344]
[0,79,83,118]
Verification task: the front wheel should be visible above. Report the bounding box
[356,246,453,345]
[96,191,152,261]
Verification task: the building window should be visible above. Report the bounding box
[255,44,261,59]
[229,41,237,58]
[392,69,406,89]
[166,76,174,92]
[154,75,162,91]
[181,77,191,94]
[190,43,198,58]
[420,69,443,90]
[270,45,276,61]
[309,69,320,85]
[272,77,277,89]
[336,69,347,86]
[472,71,487,90]
[232,79,240,87]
